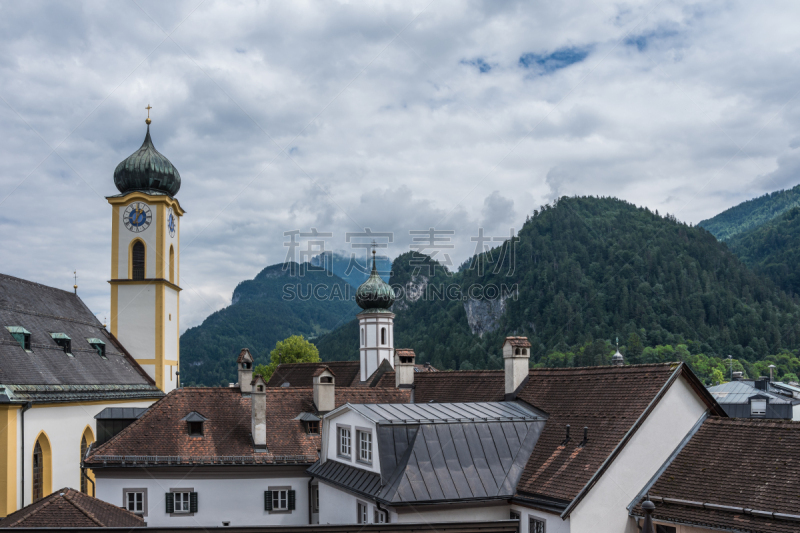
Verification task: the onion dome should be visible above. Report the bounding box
[356,250,395,311]
[611,348,624,366]
[114,123,181,196]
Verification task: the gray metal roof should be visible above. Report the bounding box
[94,407,149,420]
[341,401,539,425]
[707,381,792,405]
[312,402,546,505]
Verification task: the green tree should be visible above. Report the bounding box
[253,335,320,381]
[627,332,644,365]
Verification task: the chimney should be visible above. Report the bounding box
[313,367,336,413]
[251,375,267,452]
[732,371,743,381]
[394,349,416,388]
[237,348,254,394]
[503,336,531,398]
[769,364,777,382]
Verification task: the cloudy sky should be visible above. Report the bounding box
[2,0,800,330]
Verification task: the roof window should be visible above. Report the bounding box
[751,398,767,417]
[87,338,106,358]
[50,333,72,355]
[6,327,31,351]
[181,412,207,436]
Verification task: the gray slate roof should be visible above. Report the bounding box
[309,402,545,505]
[707,381,794,405]
[0,274,162,402]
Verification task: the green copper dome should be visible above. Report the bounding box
[356,252,395,311]
[114,125,181,196]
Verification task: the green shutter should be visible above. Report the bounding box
[165,493,174,514]
[264,491,273,511]
[190,492,198,513]
[288,490,296,511]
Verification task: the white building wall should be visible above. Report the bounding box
[318,480,361,524]
[394,504,509,523]
[510,505,570,533]
[96,474,309,527]
[323,410,380,475]
[17,400,156,509]
[116,285,156,360]
[568,375,708,533]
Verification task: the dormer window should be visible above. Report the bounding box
[87,338,106,358]
[50,333,72,355]
[181,412,207,437]
[6,327,31,351]
[294,412,321,434]
[307,421,320,434]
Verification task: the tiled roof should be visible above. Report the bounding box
[505,337,532,348]
[266,360,396,388]
[0,273,159,395]
[412,364,716,506]
[0,487,144,528]
[631,417,800,533]
[237,348,253,363]
[87,386,409,466]
[414,371,505,403]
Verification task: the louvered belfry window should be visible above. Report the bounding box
[132,241,145,280]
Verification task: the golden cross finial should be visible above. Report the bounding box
[73,270,78,294]
[145,104,152,125]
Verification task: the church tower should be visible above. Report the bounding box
[107,113,183,393]
[355,249,395,382]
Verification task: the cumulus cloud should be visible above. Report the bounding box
[1,0,800,329]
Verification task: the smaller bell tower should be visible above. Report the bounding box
[107,110,184,393]
[356,248,396,382]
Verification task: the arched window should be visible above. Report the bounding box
[132,241,145,280]
[80,436,88,493]
[515,348,520,355]
[361,328,365,346]
[169,245,175,284]
[32,432,52,502]
[32,441,43,502]
[381,327,386,345]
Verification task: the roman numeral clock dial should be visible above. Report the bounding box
[123,203,152,232]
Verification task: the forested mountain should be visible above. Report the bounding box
[180,263,358,386]
[726,206,800,296]
[316,196,800,372]
[698,184,800,240]
[310,251,392,287]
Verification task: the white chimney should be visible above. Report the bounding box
[238,348,254,394]
[503,336,531,398]
[313,367,336,413]
[394,349,416,388]
[251,375,267,452]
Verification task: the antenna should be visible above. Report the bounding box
[73,270,78,294]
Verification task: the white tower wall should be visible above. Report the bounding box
[358,312,395,382]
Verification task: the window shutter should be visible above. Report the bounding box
[190,492,198,513]
[288,490,296,511]
[264,491,273,511]
[165,493,174,514]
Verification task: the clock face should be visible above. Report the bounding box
[168,208,176,238]
[123,203,152,233]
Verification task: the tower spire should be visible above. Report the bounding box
[73,270,78,294]
[145,104,152,125]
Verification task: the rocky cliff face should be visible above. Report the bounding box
[463,294,510,337]
[392,275,429,311]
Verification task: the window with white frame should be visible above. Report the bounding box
[751,398,767,416]
[272,490,288,510]
[357,502,368,524]
[123,489,146,515]
[529,517,545,533]
[174,492,191,513]
[358,429,372,463]
[338,426,351,457]
[264,487,296,512]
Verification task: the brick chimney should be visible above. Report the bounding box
[503,336,531,398]
[238,348,254,394]
[313,367,335,413]
[251,375,267,452]
[394,349,416,388]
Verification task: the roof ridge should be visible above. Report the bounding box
[63,489,104,527]
[0,272,78,296]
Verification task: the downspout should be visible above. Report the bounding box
[308,478,313,524]
[20,402,32,507]
[376,500,389,523]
